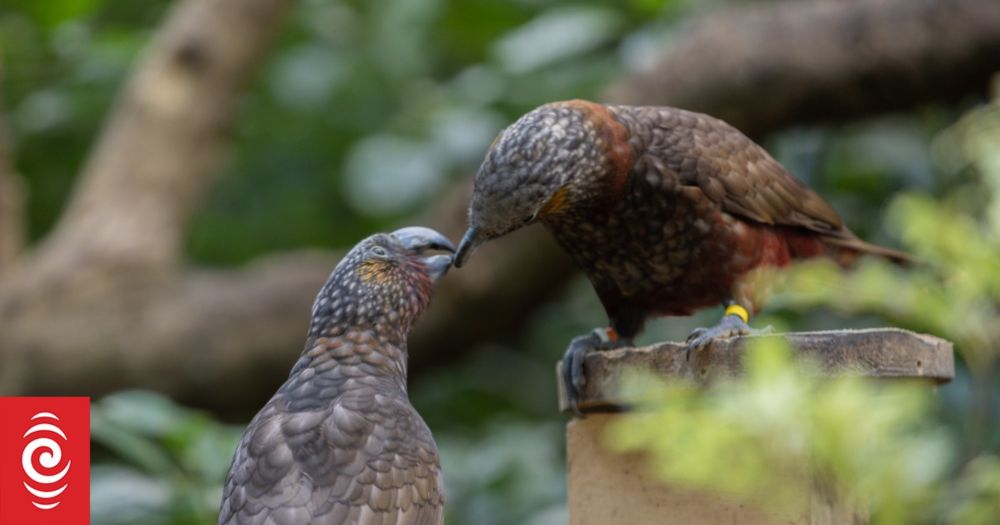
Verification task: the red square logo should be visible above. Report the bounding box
[0,397,90,525]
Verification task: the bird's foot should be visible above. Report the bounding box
[685,315,772,359]
[561,328,629,417]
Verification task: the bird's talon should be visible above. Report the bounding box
[570,347,587,393]
[684,314,758,355]
[686,327,707,343]
[560,330,630,415]
[560,333,600,416]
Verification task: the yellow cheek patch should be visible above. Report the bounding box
[538,186,570,218]
[358,261,392,285]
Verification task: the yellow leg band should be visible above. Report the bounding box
[724,304,750,323]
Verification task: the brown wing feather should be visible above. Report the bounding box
[637,106,849,238]
[617,105,912,265]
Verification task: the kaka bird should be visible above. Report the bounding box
[219,227,454,525]
[453,100,908,413]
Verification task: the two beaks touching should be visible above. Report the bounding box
[218,100,908,525]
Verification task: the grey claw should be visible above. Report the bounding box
[686,327,707,343]
[570,347,587,394]
[685,328,708,361]
[685,315,758,357]
[685,335,710,358]
[560,331,631,416]
[561,333,601,417]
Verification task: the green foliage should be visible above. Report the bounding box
[944,454,1000,525]
[437,421,567,525]
[608,339,950,523]
[90,391,243,525]
[776,102,1000,372]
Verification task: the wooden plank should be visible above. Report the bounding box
[558,328,954,414]
[567,415,783,525]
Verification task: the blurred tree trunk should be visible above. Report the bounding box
[1,0,999,417]
[0,0,297,411]
[608,0,1000,138]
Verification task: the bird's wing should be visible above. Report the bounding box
[219,402,307,525]
[219,395,445,525]
[634,106,849,237]
[333,394,446,525]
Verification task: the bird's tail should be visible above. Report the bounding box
[823,235,913,267]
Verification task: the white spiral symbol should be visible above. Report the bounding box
[21,412,71,510]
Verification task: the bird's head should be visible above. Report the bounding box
[308,226,454,339]
[454,100,631,267]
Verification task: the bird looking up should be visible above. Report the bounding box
[220,226,454,525]
[454,99,908,414]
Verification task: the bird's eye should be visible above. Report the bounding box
[370,246,389,258]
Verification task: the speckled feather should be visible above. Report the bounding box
[219,234,445,525]
[466,100,908,339]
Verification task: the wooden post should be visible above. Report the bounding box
[559,328,954,525]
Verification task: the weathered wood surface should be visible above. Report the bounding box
[567,415,867,525]
[563,328,953,525]
[558,328,954,414]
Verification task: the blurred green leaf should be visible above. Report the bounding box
[492,6,625,74]
[91,412,177,475]
[609,338,951,524]
[91,391,242,524]
[91,465,172,525]
[5,0,102,29]
[776,102,1000,372]
[97,390,196,437]
[945,455,1000,525]
[439,421,567,525]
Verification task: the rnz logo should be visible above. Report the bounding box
[0,396,90,525]
[21,411,72,510]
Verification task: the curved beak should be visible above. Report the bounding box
[453,227,483,268]
[392,226,455,254]
[391,226,455,283]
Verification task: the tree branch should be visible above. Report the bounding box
[0,0,295,412]
[36,0,293,276]
[607,0,1000,138]
[0,250,337,413]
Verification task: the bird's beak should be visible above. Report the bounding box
[391,226,455,283]
[392,226,455,253]
[420,254,453,283]
[454,227,483,268]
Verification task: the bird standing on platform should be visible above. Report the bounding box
[219,227,454,525]
[453,100,908,413]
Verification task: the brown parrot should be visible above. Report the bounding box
[452,100,908,413]
[219,227,454,524]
